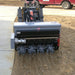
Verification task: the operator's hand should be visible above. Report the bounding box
[25,0,35,4]
[25,0,29,4]
[32,1,35,4]
[26,1,29,4]
[32,0,35,4]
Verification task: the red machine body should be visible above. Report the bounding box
[39,0,75,5]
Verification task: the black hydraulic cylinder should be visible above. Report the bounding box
[18,7,22,22]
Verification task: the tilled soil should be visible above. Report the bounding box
[12,15,75,75]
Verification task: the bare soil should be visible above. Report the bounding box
[0,0,24,6]
[0,1,75,75]
[12,15,75,75]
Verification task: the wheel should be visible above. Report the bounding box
[70,5,73,9]
[62,1,72,9]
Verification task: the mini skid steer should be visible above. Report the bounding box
[11,0,61,55]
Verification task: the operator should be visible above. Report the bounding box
[25,0,35,4]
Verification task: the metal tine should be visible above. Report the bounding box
[37,45,45,53]
[46,45,54,53]
[17,46,26,55]
[28,45,36,54]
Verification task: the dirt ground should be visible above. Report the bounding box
[0,1,24,6]
[12,15,75,75]
[0,1,75,75]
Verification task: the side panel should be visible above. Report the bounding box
[39,0,55,4]
[55,0,63,4]
[39,0,75,5]
[55,0,75,5]
[69,0,75,4]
